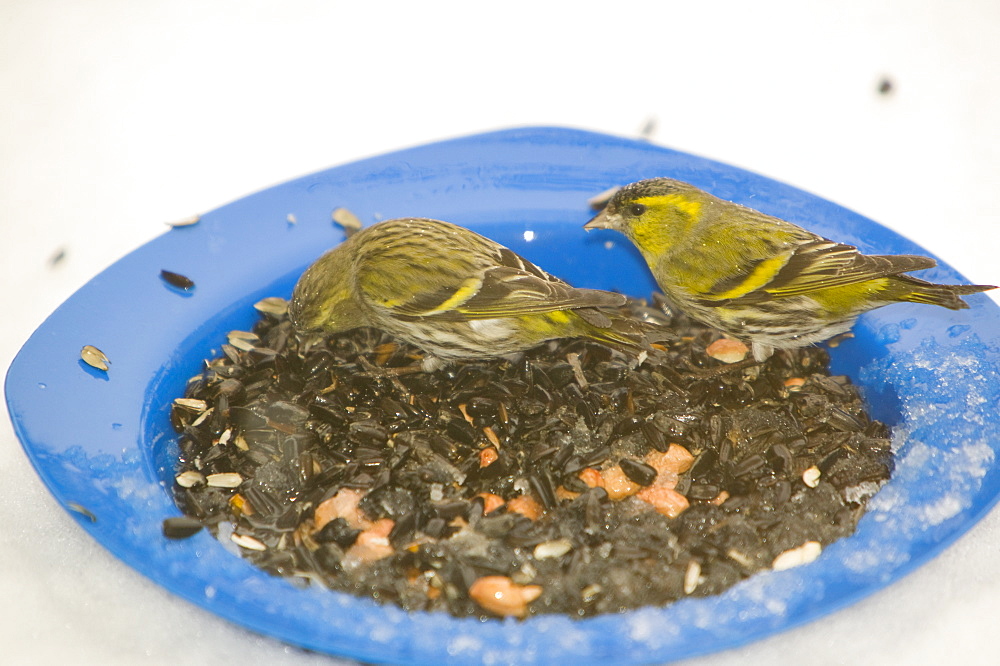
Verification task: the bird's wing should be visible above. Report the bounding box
[696,236,937,306]
[758,240,937,299]
[358,244,624,321]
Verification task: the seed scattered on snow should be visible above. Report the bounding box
[253,297,288,317]
[706,338,749,363]
[638,116,658,140]
[175,470,206,488]
[49,247,67,267]
[206,472,243,488]
[772,540,822,571]
[231,532,267,551]
[802,465,822,488]
[166,214,201,228]
[67,502,97,522]
[286,213,297,224]
[80,345,110,371]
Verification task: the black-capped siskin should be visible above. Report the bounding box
[290,217,654,369]
[586,178,995,361]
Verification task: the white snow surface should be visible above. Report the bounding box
[4,2,1000,665]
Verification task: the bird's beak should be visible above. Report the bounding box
[584,209,619,231]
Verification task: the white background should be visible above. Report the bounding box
[2,1,999,664]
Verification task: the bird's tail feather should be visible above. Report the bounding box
[895,277,996,310]
[576,307,674,350]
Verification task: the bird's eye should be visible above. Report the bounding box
[628,203,647,216]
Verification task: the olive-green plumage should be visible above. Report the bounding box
[289,217,649,368]
[585,178,995,361]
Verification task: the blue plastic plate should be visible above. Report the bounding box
[6,127,1000,665]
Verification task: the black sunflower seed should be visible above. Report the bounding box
[162,516,204,539]
[160,269,195,290]
[619,458,657,486]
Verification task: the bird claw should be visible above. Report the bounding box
[356,356,423,394]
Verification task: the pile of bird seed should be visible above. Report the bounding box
[168,295,893,619]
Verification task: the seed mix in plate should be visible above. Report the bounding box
[168,295,893,619]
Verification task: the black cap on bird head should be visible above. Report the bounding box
[584,177,694,231]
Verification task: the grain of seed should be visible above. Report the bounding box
[174,398,208,411]
[507,494,543,520]
[162,516,203,539]
[706,338,749,363]
[581,584,602,602]
[190,407,214,427]
[566,352,588,388]
[175,470,206,488]
[784,377,806,391]
[253,297,288,316]
[160,270,195,290]
[772,541,822,570]
[332,207,363,235]
[227,336,257,352]
[483,426,501,448]
[231,532,267,551]
[49,247,66,267]
[802,465,821,488]
[588,186,621,211]
[80,345,110,371]
[533,538,573,560]
[683,560,701,594]
[479,447,499,468]
[166,214,201,228]
[206,472,243,488]
[468,576,542,618]
[67,502,97,522]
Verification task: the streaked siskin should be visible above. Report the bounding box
[290,217,653,368]
[586,178,995,361]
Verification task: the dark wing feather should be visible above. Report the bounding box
[360,227,625,321]
[748,239,936,300]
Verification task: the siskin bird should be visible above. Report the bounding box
[289,217,651,369]
[585,177,995,362]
